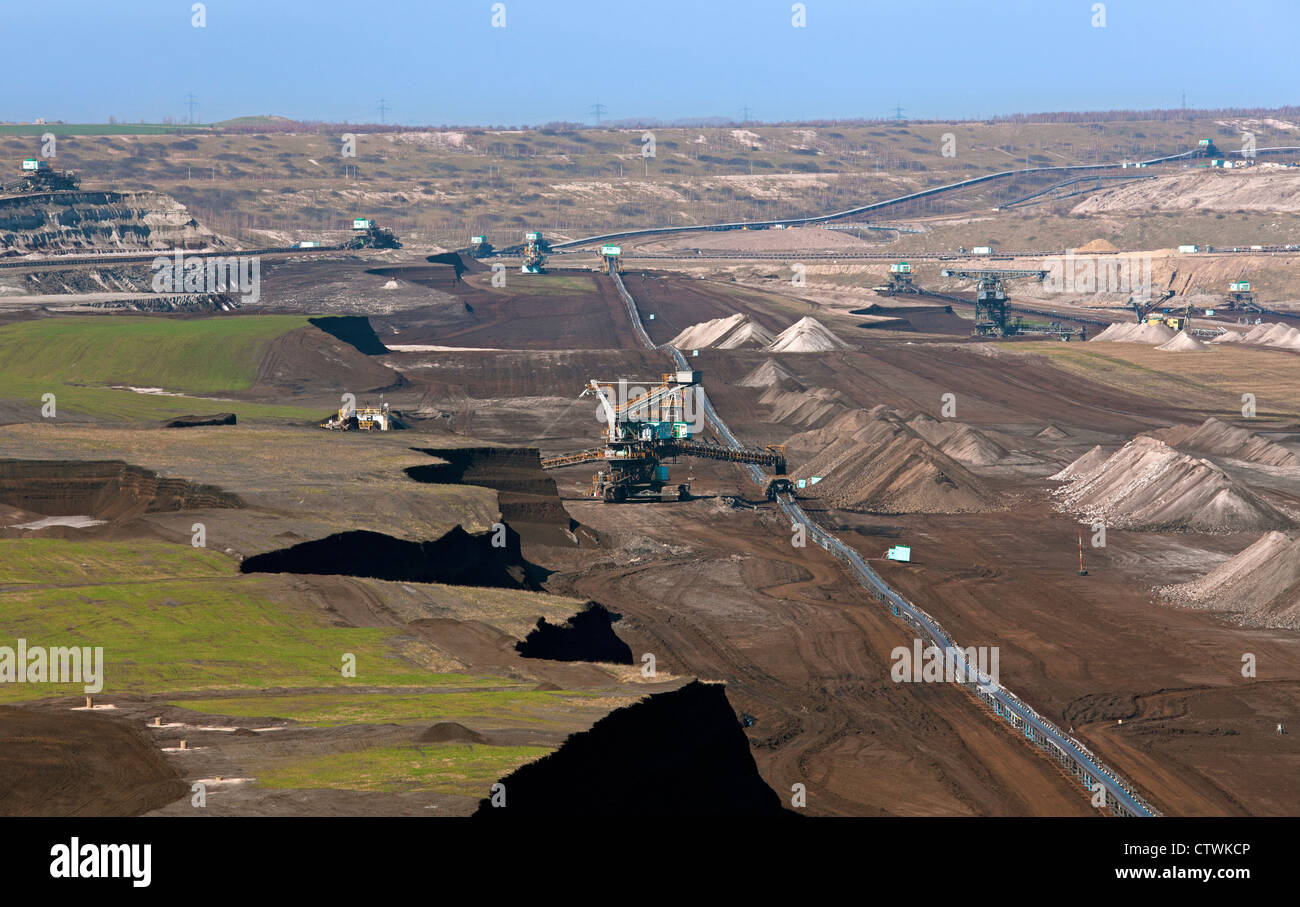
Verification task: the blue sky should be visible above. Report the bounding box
[11,0,1297,125]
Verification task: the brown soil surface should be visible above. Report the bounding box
[545,487,1092,816]
[815,499,1300,815]
[0,458,242,522]
[374,269,642,350]
[9,264,1300,817]
[251,324,403,399]
[0,705,186,816]
[417,722,488,744]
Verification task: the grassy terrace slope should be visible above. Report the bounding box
[169,689,615,728]
[0,315,307,393]
[252,743,553,797]
[0,424,502,554]
[0,538,491,703]
[1006,341,1300,426]
[0,536,650,803]
[0,315,321,422]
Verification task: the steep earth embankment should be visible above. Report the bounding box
[0,191,220,253]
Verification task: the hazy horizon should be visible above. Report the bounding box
[10,0,1298,127]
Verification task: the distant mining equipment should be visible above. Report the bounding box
[467,234,495,258]
[2,158,81,194]
[1144,304,1192,333]
[1226,280,1263,313]
[521,230,548,274]
[346,217,402,250]
[873,261,918,296]
[324,402,392,431]
[600,243,623,275]
[1015,320,1085,341]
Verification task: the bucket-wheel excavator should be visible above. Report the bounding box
[540,370,790,502]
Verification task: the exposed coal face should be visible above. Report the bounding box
[239,524,546,589]
[473,681,793,816]
[75,293,237,313]
[0,459,241,520]
[406,447,582,547]
[515,603,633,664]
[308,316,389,355]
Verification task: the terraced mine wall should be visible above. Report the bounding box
[16,262,155,293]
[0,191,218,253]
[406,447,580,547]
[0,459,242,520]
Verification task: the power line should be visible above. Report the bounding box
[185,93,198,125]
[890,101,906,121]
[377,98,390,125]
[739,103,752,124]
[589,101,607,125]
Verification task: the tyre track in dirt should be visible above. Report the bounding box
[1073,681,1300,816]
[556,495,1090,815]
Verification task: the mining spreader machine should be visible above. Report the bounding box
[541,370,792,502]
[1,158,80,194]
[599,244,623,274]
[521,231,548,273]
[940,267,1048,337]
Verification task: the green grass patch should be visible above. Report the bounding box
[0,315,309,394]
[0,315,324,422]
[1020,344,1160,374]
[0,538,230,586]
[0,542,485,702]
[171,688,586,727]
[254,742,550,796]
[0,375,322,422]
[1006,340,1300,423]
